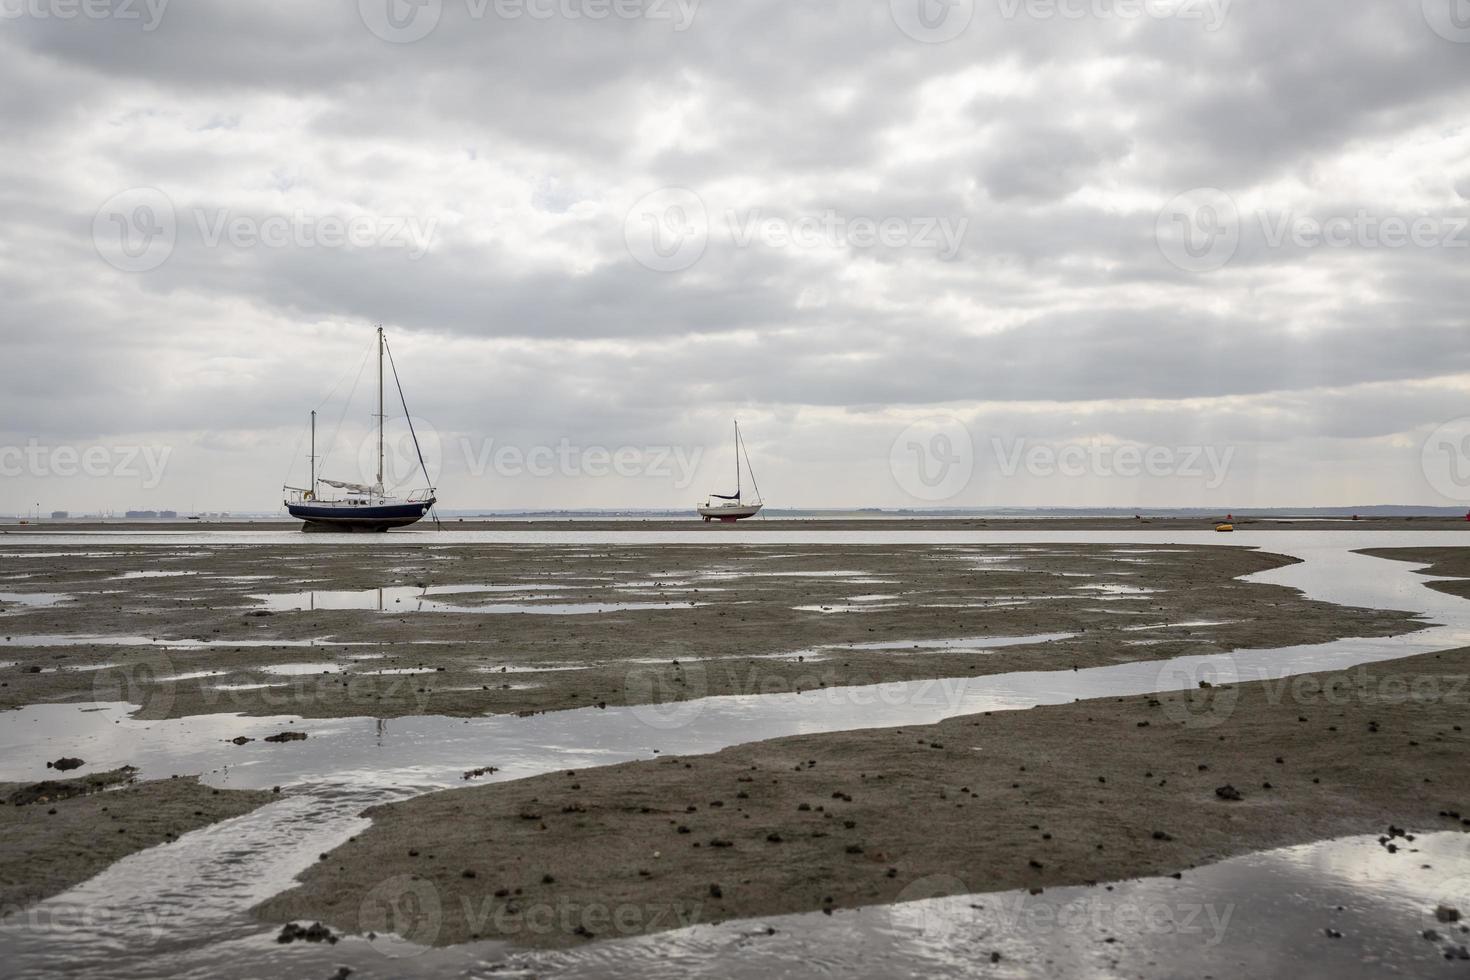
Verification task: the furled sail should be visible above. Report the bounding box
[319,478,377,494]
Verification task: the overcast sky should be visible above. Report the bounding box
[2,0,1468,514]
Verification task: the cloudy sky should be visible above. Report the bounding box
[2,0,1469,514]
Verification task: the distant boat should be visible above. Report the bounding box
[283,326,437,532]
[698,420,763,522]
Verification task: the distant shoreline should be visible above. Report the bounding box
[4,515,1469,533]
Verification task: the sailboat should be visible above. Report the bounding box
[698,420,763,522]
[282,326,437,532]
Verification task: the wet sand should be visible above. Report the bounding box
[0,771,271,912]
[257,647,1470,949]
[1,534,1465,964]
[0,544,1414,719]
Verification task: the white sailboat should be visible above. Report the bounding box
[698,420,763,522]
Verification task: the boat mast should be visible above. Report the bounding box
[309,410,317,494]
[376,325,385,495]
[734,419,741,501]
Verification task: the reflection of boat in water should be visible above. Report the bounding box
[282,326,437,532]
[698,420,763,522]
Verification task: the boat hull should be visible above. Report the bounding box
[697,503,762,522]
[286,499,435,532]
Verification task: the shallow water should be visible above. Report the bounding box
[249,585,699,615]
[0,530,1467,978]
[0,591,74,609]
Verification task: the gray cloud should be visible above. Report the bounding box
[1,0,1468,511]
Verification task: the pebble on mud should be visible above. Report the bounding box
[277,921,338,944]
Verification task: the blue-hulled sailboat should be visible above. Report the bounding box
[283,326,437,531]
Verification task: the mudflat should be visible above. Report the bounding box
[256,646,1470,950]
[0,770,272,912]
[0,543,1414,719]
